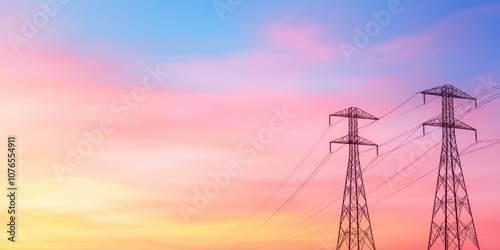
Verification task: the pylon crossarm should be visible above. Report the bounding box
[421,84,476,101]
[330,107,378,120]
[422,118,475,130]
[452,118,477,131]
[330,135,378,154]
[422,118,478,141]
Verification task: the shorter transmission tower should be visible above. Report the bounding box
[421,84,480,250]
[330,107,378,250]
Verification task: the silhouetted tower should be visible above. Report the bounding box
[330,107,378,250]
[421,84,480,250]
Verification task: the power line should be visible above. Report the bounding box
[252,186,343,246]
[229,153,334,249]
[359,92,419,130]
[210,120,342,248]
[461,139,500,156]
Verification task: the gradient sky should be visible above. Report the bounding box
[0,1,500,249]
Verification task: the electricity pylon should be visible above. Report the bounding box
[330,107,378,250]
[421,84,480,250]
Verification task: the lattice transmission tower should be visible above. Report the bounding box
[330,107,378,250]
[421,84,480,250]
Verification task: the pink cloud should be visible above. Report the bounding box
[162,21,345,92]
[264,22,339,63]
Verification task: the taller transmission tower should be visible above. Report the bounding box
[421,84,480,250]
[330,107,378,250]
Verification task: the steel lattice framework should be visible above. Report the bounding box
[421,84,480,250]
[330,107,378,250]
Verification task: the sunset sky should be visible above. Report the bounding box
[0,1,499,249]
